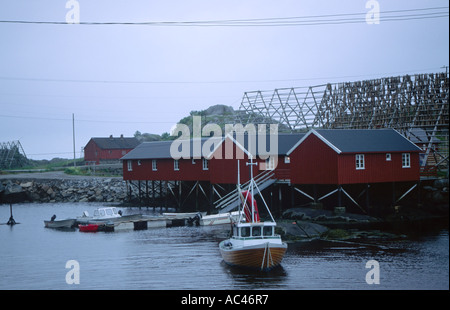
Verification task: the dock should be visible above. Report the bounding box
[75,212,204,232]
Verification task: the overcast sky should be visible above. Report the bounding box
[0,0,448,160]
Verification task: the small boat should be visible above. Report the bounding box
[162,212,207,219]
[44,215,76,229]
[77,207,122,224]
[219,159,287,271]
[200,211,241,227]
[78,223,100,232]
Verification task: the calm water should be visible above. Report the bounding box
[0,202,448,290]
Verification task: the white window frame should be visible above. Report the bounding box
[152,159,157,171]
[174,159,179,171]
[402,153,411,168]
[284,156,290,164]
[127,160,133,171]
[265,157,275,170]
[202,158,209,170]
[355,154,365,170]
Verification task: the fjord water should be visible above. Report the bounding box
[0,203,448,290]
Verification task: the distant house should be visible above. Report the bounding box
[84,135,141,165]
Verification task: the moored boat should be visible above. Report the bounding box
[76,207,122,224]
[219,159,287,271]
[200,211,241,227]
[78,223,100,232]
[44,215,77,229]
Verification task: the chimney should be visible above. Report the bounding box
[120,134,124,139]
[109,135,113,139]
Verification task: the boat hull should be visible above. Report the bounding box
[44,219,76,229]
[219,241,287,271]
[78,224,100,232]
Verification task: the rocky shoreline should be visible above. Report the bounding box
[0,177,128,204]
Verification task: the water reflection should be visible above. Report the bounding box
[220,261,288,289]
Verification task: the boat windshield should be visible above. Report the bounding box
[263,226,274,236]
[237,225,274,238]
[252,226,261,237]
[240,227,250,237]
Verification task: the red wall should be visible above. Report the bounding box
[84,139,133,164]
[123,158,210,181]
[337,152,420,184]
[289,134,339,184]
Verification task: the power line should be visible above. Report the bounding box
[0,6,447,26]
[0,66,445,85]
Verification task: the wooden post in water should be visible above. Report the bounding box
[7,203,16,225]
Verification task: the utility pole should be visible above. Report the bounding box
[72,113,76,167]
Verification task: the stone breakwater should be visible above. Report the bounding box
[0,178,127,203]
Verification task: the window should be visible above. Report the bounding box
[263,226,274,236]
[284,156,290,164]
[202,158,209,170]
[127,160,132,171]
[174,159,179,171]
[402,153,411,168]
[355,154,365,170]
[240,227,250,237]
[386,153,391,161]
[192,159,196,164]
[265,157,275,170]
[252,226,261,237]
[152,159,157,171]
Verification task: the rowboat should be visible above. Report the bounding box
[219,159,287,271]
[44,215,77,229]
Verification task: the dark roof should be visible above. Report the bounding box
[230,133,305,156]
[121,133,306,160]
[89,137,140,150]
[121,138,221,160]
[304,129,422,153]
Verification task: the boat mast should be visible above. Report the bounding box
[246,156,258,223]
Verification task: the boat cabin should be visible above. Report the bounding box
[93,207,121,219]
[232,222,277,240]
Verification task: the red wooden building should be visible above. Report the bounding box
[286,129,422,185]
[122,134,303,184]
[84,135,140,164]
[121,129,422,214]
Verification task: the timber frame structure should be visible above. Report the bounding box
[0,140,28,170]
[236,72,449,175]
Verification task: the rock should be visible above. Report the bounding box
[434,179,449,189]
[278,220,328,240]
[20,181,34,188]
[4,183,24,195]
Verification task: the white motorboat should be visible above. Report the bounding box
[77,207,122,224]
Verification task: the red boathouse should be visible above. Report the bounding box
[84,135,140,165]
[121,129,423,215]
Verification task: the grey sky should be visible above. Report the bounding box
[0,0,448,160]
